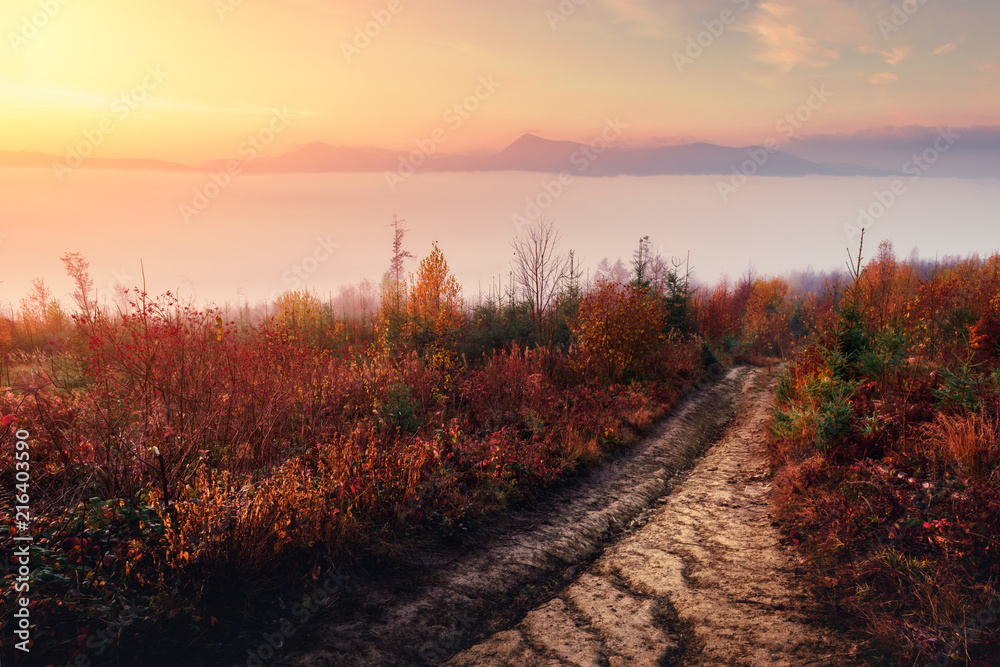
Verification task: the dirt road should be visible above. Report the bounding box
[275,367,864,666]
[446,368,865,667]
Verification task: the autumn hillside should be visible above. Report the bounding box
[3,222,997,665]
[0,219,808,664]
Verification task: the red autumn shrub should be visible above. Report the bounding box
[572,281,667,383]
[1,262,735,664]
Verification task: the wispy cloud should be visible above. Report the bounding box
[932,43,957,56]
[0,83,112,111]
[736,2,840,71]
[0,81,314,116]
[599,0,666,36]
[868,72,897,85]
[859,45,911,65]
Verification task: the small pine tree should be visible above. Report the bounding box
[631,236,651,290]
[377,215,415,348]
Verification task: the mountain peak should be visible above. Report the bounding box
[503,133,560,150]
[511,133,547,143]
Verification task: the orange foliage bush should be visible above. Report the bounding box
[0,248,727,664]
[407,242,464,347]
[572,281,667,383]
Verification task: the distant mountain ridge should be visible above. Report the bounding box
[214,133,897,178]
[202,142,400,173]
[0,150,204,172]
[4,127,998,178]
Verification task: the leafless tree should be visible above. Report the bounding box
[511,217,568,339]
[61,252,95,320]
[565,249,584,300]
[335,284,359,319]
[19,278,51,344]
[594,257,630,285]
[358,278,377,322]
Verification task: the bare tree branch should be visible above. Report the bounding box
[510,217,568,339]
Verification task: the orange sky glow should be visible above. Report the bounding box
[1,0,997,163]
[1,0,998,309]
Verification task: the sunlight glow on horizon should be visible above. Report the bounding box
[0,0,996,162]
[1,0,998,310]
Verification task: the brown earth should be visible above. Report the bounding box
[270,367,867,667]
[446,368,868,667]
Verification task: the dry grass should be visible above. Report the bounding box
[920,410,999,478]
[560,428,603,466]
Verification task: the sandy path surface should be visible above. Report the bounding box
[274,368,746,666]
[446,368,866,667]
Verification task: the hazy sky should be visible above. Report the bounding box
[2,0,998,162]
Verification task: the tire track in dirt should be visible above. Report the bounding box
[446,369,867,667]
[274,368,747,667]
